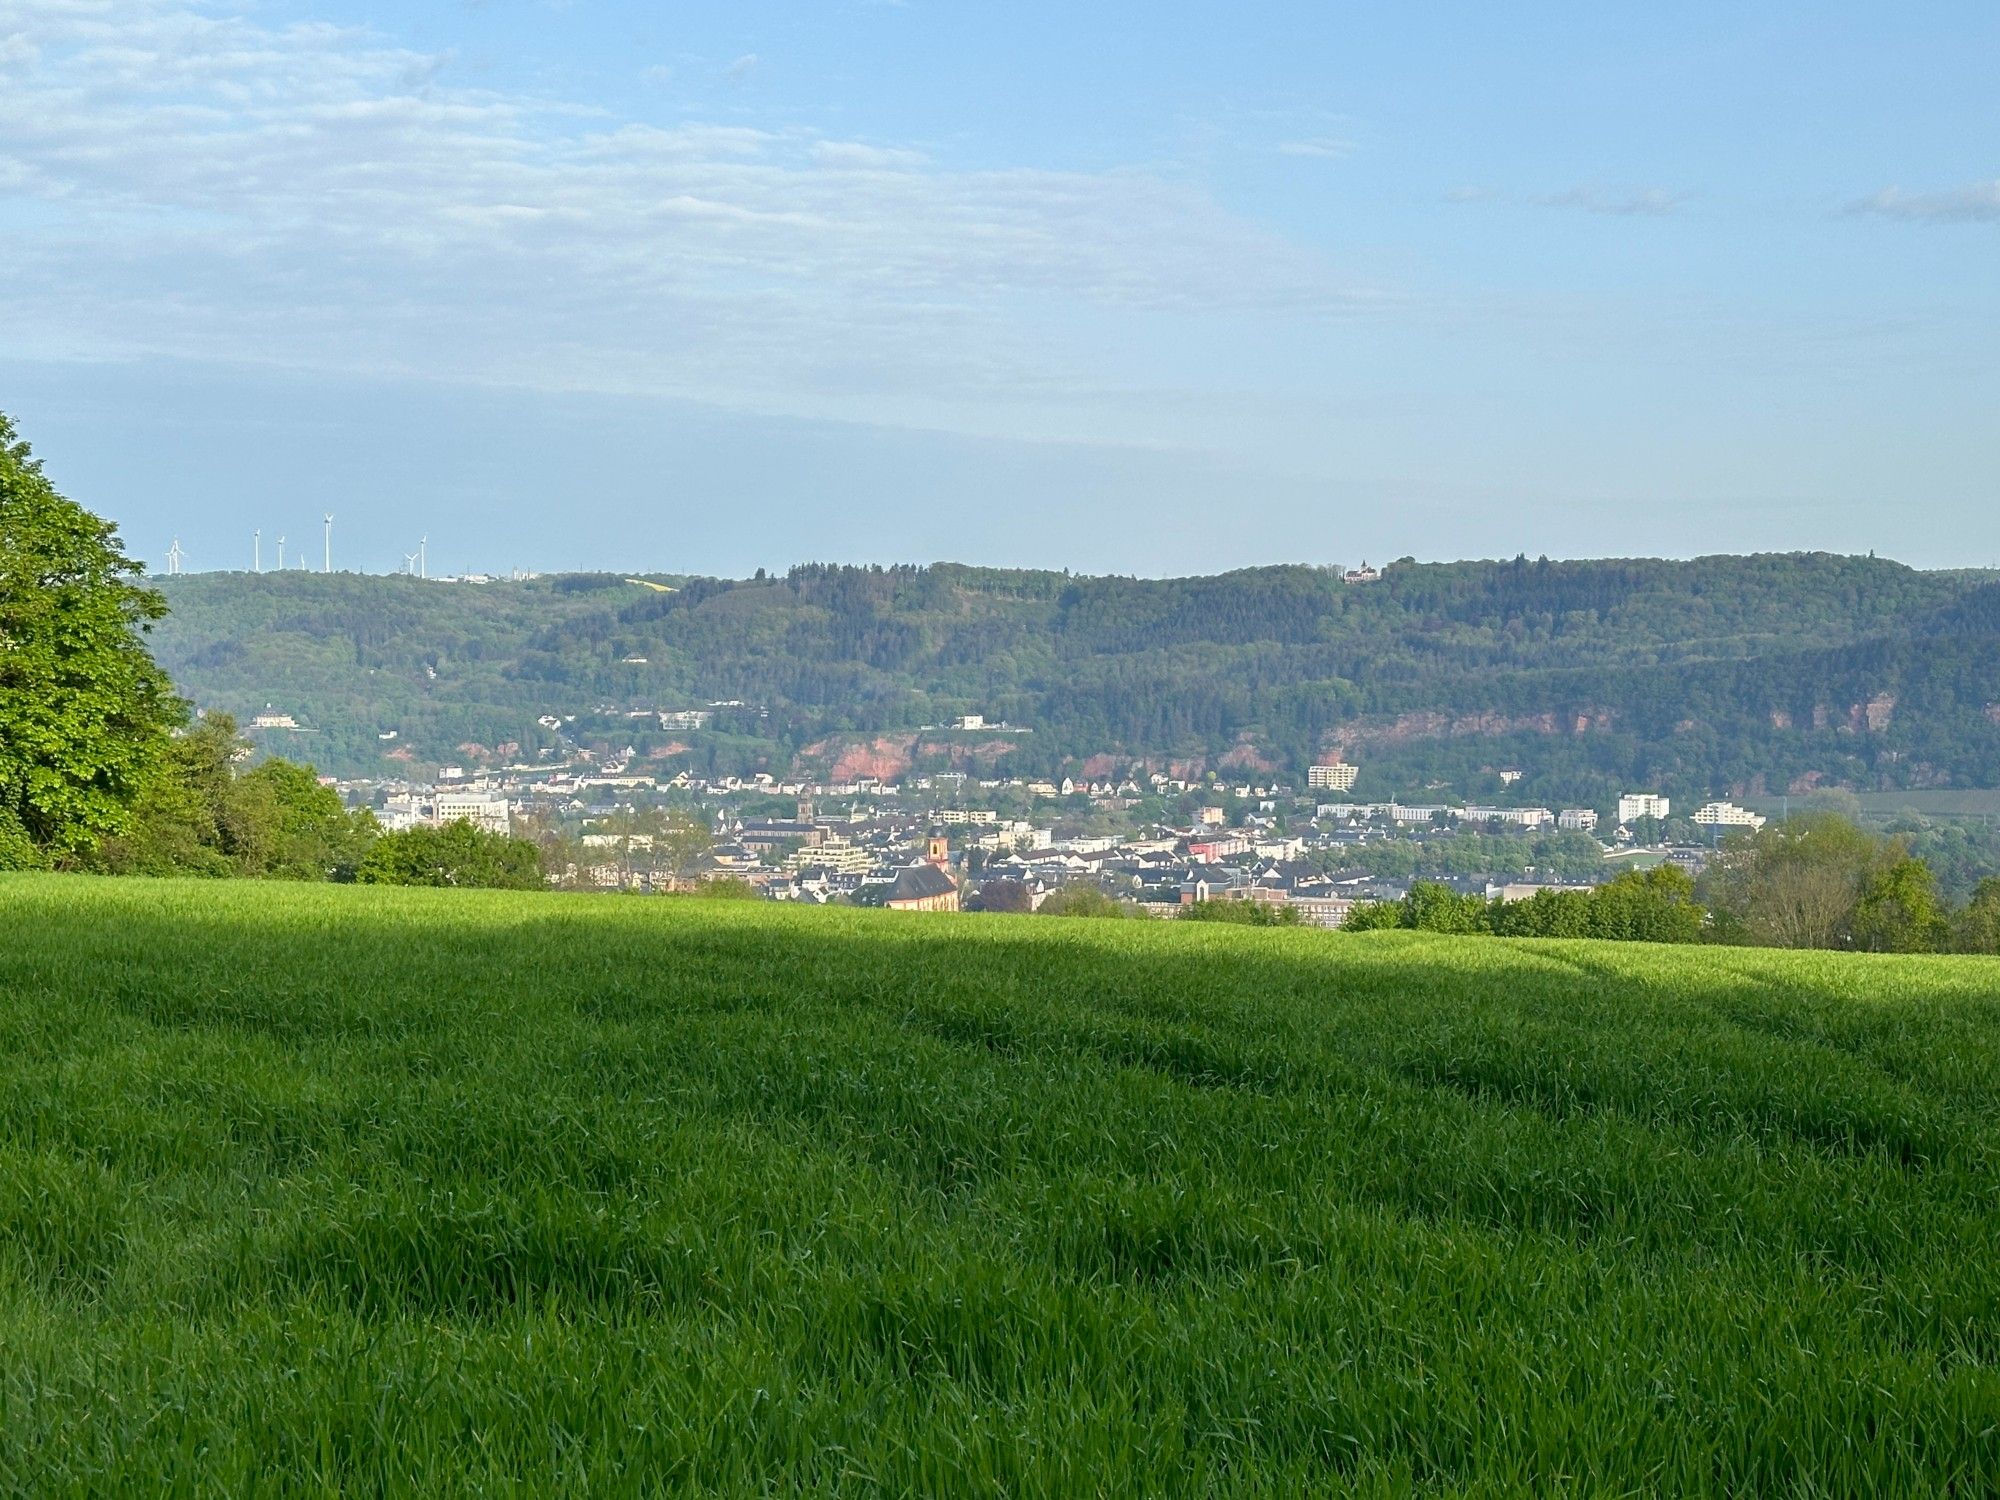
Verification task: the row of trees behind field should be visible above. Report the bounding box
[77,710,543,890]
[1344,812,2000,954]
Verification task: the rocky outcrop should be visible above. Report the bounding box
[1323,708,1614,753]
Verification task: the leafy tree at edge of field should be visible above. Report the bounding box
[1952,878,2000,955]
[1850,854,1950,954]
[0,410,184,863]
[1344,866,1703,944]
[1701,812,1901,949]
[355,820,545,890]
[84,713,378,880]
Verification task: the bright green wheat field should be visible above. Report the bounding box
[2,876,1998,1495]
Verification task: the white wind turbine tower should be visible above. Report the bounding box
[419,536,428,580]
[276,535,286,570]
[323,513,333,573]
[253,529,261,573]
[165,538,184,576]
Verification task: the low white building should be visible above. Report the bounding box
[1461,805,1553,828]
[1692,800,1767,830]
[1389,804,1447,825]
[1558,808,1600,832]
[1291,896,1355,929]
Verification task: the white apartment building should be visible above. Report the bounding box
[1307,762,1360,791]
[1558,808,1600,832]
[1692,800,1767,830]
[1461,806,1553,828]
[1618,793,1671,824]
[1389,804,1448,824]
[788,840,874,875]
[433,791,513,836]
[933,808,1001,826]
[378,792,426,831]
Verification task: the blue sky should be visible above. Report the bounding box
[2,1,1994,576]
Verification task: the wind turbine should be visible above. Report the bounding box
[276,535,286,571]
[165,538,184,576]
[401,550,419,576]
[419,536,428,580]
[253,529,261,573]
[323,513,333,573]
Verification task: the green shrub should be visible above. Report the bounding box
[1040,886,1136,918]
[355,821,543,890]
[1953,877,2000,954]
[1178,898,1301,925]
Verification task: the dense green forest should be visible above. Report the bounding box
[152,555,2000,804]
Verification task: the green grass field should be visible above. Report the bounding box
[2,877,1998,1495]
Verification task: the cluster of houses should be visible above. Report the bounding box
[673,791,1747,923]
[708,808,1378,923]
[332,746,1765,918]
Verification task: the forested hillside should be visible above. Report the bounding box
[151,554,2000,804]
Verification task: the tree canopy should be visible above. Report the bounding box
[356,821,544,891]
[1346,867,1703,944]
[0,411,182,860]
[84,713,381,880]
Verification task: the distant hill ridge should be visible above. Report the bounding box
[151,553,2000,803]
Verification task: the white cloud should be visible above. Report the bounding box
[1450,184,1687,217]
[1531,186,1686,217]
[1276,137,1354,160]
[810,140,930,170]
[0,1,1374,431]
[1849,181,2000,224]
